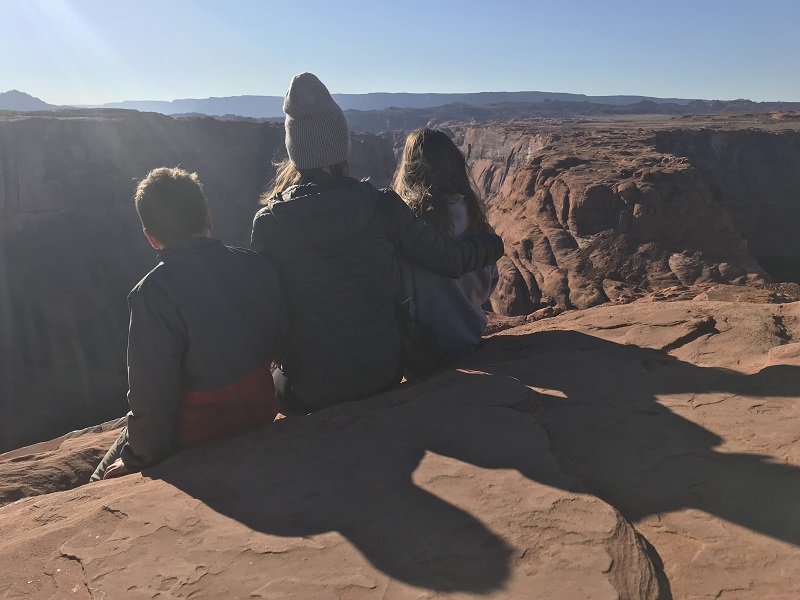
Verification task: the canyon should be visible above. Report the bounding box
[1,108,799,598]
[2,109,799,451]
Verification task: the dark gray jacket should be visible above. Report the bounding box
[121,238,286,470]
[250,178,504,409]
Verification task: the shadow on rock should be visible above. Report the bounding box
[147,372,540,595]
[148,330,798,594]
[462,330,800,547]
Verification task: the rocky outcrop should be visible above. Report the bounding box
[0,110,395,451]
[457,117,800,316]
[0,418,124,507]
[2,298,798,598]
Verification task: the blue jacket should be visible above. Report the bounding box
[405,195,499,361]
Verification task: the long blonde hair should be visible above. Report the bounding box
[392,128,488,236]
[260,158,350,204]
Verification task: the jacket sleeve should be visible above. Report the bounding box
[259,256,290,362]
[120,285,186,471]
[376,187,504,278]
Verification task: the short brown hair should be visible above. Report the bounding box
[134,167,208,245]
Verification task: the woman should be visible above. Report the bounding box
[250,73,504,413]
[393,128,499,362]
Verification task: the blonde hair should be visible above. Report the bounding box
[260,158,350,205]
[392,128,488,236]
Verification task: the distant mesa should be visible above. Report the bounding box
[0,90,58,111]
[93,91,697,119]
[5,89,800,128]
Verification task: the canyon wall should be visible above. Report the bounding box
[457,121,800,315]
[654,128,800,281]
[0,110,395,451]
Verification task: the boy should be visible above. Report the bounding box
[91,167,285,481]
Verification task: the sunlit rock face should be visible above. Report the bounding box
[0,110,395,451]
[457,118,800,316]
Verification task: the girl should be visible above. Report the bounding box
[251,74,504,413]
[393,128,499,362]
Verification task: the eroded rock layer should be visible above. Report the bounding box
[455,116,800,315]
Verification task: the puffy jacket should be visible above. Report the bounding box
[250,178,504,409]
[120,237,286,470]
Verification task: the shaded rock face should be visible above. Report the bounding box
[0,110,395,451]
[458,123,789,316]
[1,299,798,599]
[654,128,800,281]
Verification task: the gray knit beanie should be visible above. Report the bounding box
[284,72,351,170]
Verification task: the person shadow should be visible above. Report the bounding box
[149,330,799,595]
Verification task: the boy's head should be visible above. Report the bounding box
[134,167,211,249]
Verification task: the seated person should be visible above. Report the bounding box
[91,167,285,481]
[251,73,504,414]
[392,128,499,363]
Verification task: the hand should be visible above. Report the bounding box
[103,458,130,480]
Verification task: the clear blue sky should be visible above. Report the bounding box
[2,0,798,104]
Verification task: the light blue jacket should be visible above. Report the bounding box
[405,195,499,361]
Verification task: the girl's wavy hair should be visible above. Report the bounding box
[260,158,349,204]
[392,128,488,236]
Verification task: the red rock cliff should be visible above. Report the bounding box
[456,121,800,315]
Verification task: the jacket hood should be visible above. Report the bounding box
[262,178,377,248]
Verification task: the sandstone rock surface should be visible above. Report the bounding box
[1,299,798,599]
[0,418,124,508]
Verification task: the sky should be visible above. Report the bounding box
[1,0,798,105]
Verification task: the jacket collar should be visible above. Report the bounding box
[274,176,361,204]
[157,237,221,261]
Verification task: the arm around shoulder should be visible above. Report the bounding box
[376,187,504,278]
